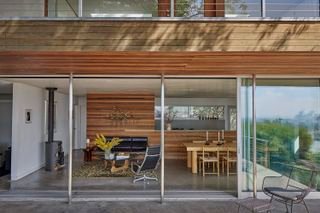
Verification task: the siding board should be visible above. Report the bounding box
[1,20,320,51]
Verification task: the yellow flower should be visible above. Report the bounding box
[95,134,122,151]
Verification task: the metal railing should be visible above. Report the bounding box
[0,0,319,19]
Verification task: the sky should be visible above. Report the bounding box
[256,86,320,119]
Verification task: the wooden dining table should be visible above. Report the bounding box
[184,142,237,174]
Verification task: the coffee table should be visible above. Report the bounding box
[104,154,130,173]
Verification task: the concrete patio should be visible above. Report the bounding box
[0,200,319,213]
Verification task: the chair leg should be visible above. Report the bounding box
[285,202,289,213]
[202,161,205,176]
[290,201,293,213]
[269,195,273,203]
[222,160,224,174]
[302,200,310,213]
[217,161,219,176]
[227,161,229,176]
[237,204,241,213]
[212,162,215,173]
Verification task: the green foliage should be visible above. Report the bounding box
[256,121,313,163]
[225,0,248,15]
[299,127,313,159]
[257,121,296,163]
[175,0,192,17]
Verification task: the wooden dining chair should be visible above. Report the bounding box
[198,146,219,176]
[223,147,237,176]
[193,141,209,159]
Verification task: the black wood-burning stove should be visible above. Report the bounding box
[45,88,64,171]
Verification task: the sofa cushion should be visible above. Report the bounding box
[111,137,132,152]
[131,137,148,152]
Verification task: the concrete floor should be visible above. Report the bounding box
[1,150,237,195]
[0,200,319,213]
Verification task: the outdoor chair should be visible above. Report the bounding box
[262,165,318,213]
[131,145,160,183]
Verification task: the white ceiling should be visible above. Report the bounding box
[1,78,237,98]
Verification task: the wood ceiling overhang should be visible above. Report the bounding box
[0,51,320,76]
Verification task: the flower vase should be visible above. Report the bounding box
[104,149,114,160]
[166,123,172,130]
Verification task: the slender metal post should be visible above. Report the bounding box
[78,0,83,17]
[55,0,58,17]
[252,74,257,198]
[160,74,165,203]
[68,74,74,204]
[261,0,266,17]
[170,0,174,17]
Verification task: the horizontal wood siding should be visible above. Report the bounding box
[0,21,320,51]
[1,51,320,75]
[87,93,155,139]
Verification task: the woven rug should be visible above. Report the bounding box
[73,161,133,178]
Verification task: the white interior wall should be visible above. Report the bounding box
[11,83,45,181]
[11,83,69,181]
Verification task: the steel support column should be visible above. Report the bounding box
[252,74,257,198]
[68,74,74,204]
[160,74,165,203]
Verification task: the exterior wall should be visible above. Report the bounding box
[1,20,320,76]
[1,51,320,75]
[0,20,320,51]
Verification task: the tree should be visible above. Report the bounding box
[299,126,313,160]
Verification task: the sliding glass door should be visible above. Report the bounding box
[241,78,320,196]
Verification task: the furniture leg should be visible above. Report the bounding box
[303,200,310,213]
[202,160,205,176]
[111,159,129,173]
[187,151,192,168]
[227,160,230,176]
[222,160,225,174]
[192,151,198,174]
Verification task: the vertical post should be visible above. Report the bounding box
[170,0,175,17]
[68,74,74,204]
[78,0,83,17]
[160,74,165,203]
[55,0,58,17]
[236,77,242,198]
[44,0,49,17]
[261,0,266,17]
[252,74,257,198]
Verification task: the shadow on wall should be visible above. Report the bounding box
[0,20,313,51]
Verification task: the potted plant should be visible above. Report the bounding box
[95,134,122,160]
